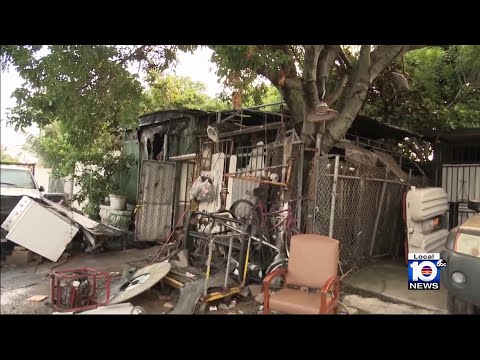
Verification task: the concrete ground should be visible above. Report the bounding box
[342,259,448,313]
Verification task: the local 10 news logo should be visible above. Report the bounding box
[408,253,447,290]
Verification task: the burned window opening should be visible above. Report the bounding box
[152,133,165,161]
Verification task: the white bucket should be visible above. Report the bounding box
[109,194,127,211]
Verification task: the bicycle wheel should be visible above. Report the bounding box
[230,200,260,228]
[266,258,288,275]
[284,227,302,258]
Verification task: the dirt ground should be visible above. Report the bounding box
[1,247,442,315]
[0,246,265,315]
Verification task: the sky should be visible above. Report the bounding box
[0,47,223,156]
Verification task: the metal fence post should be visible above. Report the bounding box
[329,155,340,238]
[369,181,387,256]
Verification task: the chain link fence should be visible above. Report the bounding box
[311,155,408,273]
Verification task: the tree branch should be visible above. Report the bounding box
[303,45,323,111]
[324,72,348,105]
[370,45,427,81]
[321,46,371,152]
[338,49,352,71]
[290,45,303,70]
[316,46,341,99]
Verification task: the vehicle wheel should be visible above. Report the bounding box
[447,292,475,314]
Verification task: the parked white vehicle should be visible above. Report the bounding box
[1,165,44,241]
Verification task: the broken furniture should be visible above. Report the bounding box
[201,231,251,304]
[50,268,111,313]
[1,195,127,262]
[263,234,340,314]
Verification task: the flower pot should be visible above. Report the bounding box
[109,194,127,211]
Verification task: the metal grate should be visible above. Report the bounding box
[311,155,408,273]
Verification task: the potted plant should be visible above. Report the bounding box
[108,156,131,211]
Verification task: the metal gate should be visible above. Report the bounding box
[441,164,480,228]
[135,160,176,242]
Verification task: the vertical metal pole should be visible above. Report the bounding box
[204,235,215,298]
[242,234,252,287]
[296,143,304,229]
[329,155,340,238]
[369,181,387,256]
[224,237,233,289]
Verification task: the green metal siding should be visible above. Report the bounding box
[124,138,141,205]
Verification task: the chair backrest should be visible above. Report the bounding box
[285,234,339,289]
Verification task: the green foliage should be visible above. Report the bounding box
[365,45,480,132]
[2,45,154,211]
[143,71,227,112]
[210,45,292,106]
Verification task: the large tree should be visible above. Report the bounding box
[209,45,433,153]
[2,45,438,152]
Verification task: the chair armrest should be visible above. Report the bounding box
[321,276,339,293]
[263,268,287,289]
[319,276,340,313]
[262,268,287,314]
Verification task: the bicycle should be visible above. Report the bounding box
[229,197,303,272]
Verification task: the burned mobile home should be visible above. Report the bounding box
[119,106,430,281]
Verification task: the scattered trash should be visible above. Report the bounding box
[185,272,197,279]
[1,196,125,262]
[53,303,145,315]
[171,249,189,268]
[163,302,174,309]
[238,310,244,314]
[259,305,264,311]
[254,292,264,304]
[218,303,229,310]
[239,287,249,297]
[346,307,359,315]
[209,306,217,312]
[107,263,171,305]
[228,300,237,309]
[248,284,262,297]
[26,295,47,302]
[59,252,71,260]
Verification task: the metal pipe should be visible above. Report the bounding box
[242,234,252,287]
[329,155,340,238]
[204,235,216,297]
[168,153,197,161]
[322,173,406,185]
[242,101,286,110]
[224,237,234,288]
[297,143,304,229]
[369,181,387,257]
